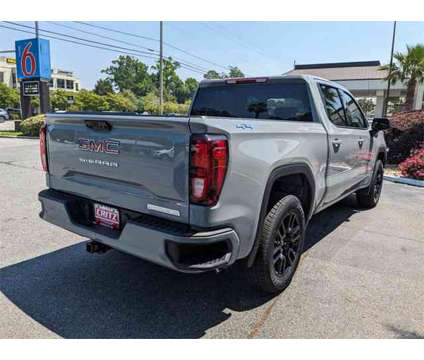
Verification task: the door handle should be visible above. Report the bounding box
[332,138,342,152]
[358,138,364,148]
[85,120,112,131]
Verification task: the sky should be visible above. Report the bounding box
[1,21,424,89]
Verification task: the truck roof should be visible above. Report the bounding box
[199,74,348,92]
[200,74,334,85]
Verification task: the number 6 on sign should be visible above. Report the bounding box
[21,42,36,77]
[15,38,51,80]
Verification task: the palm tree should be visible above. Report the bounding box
[380,44,424,111]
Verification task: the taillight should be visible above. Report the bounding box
[190,134,228,206]
[39,125,48,172]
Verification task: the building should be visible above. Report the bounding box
[0,57,80,92]
[284,61,424,117]
[0,56,17,88]
[49,68,80,92]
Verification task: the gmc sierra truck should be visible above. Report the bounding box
[38,75,390,293]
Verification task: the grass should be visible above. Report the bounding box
[0,130,25,137]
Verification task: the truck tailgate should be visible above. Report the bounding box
[46,113,191,223]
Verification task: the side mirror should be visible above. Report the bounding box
[371,117,390,135]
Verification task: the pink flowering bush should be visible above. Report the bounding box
[398,148,424,180]
[386,110,424,164]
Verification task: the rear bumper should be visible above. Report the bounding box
[38,189,240,273]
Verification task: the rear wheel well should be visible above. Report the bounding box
[266,173,312,219]
[246,166,315,268]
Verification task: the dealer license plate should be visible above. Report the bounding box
[94,203,120,229]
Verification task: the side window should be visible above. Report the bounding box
[341,91,368,129]
[319,85,347,126]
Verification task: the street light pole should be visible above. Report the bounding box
[383,21,397,117]
[159,21,164,115]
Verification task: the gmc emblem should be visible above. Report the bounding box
[78,138,120,155]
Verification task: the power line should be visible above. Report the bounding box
[168,22,256,74]
[0,23,151,60]
[74,21,160,43]
[204,22,268,57]
[1,22,206,75]
[200,22,283,70]
[5,21,161,57]
[48,21,157,53]
[74,21,230,71]
[9,21,209,74]
[46,21,210,73]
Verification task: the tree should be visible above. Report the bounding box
[173,77,199,103]
[51,89,75,111]
[228,66,245,78]
[101,55,154,97]
[357,98,375,115]
[105,91,137,112]
[69,89,109,112]
[381,44,424,111]
[94,78,114,96]
[30,96,40,113]
[184,77,198,97]
[151,57,185,102]
[0,83,20,109]
[203,70,225,79]
[203,66,245,79]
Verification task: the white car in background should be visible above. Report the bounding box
[0,108,10,122]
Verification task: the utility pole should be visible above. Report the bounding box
[159,21,164,115]
[383,21,397,117]
[33,21,50,116]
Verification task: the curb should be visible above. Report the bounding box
[384,175,424,188]
[0,135,38,140]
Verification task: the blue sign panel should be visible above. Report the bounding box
[15,38,51,80]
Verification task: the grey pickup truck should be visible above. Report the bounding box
[38,75,390,293]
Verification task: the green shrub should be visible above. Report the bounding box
[105,92,137,112]
[68,89,109,112]
[141,92,190,115]
[20,115,45,137]
[163,101,189,115]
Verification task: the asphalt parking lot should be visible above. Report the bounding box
[0,137,423,339]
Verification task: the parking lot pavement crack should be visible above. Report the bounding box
[247,295,281,338]
[0,160,41,172]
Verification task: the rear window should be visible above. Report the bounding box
[190,82,313,121]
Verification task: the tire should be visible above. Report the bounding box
[356,160,384,209]
[248,195,306,293]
